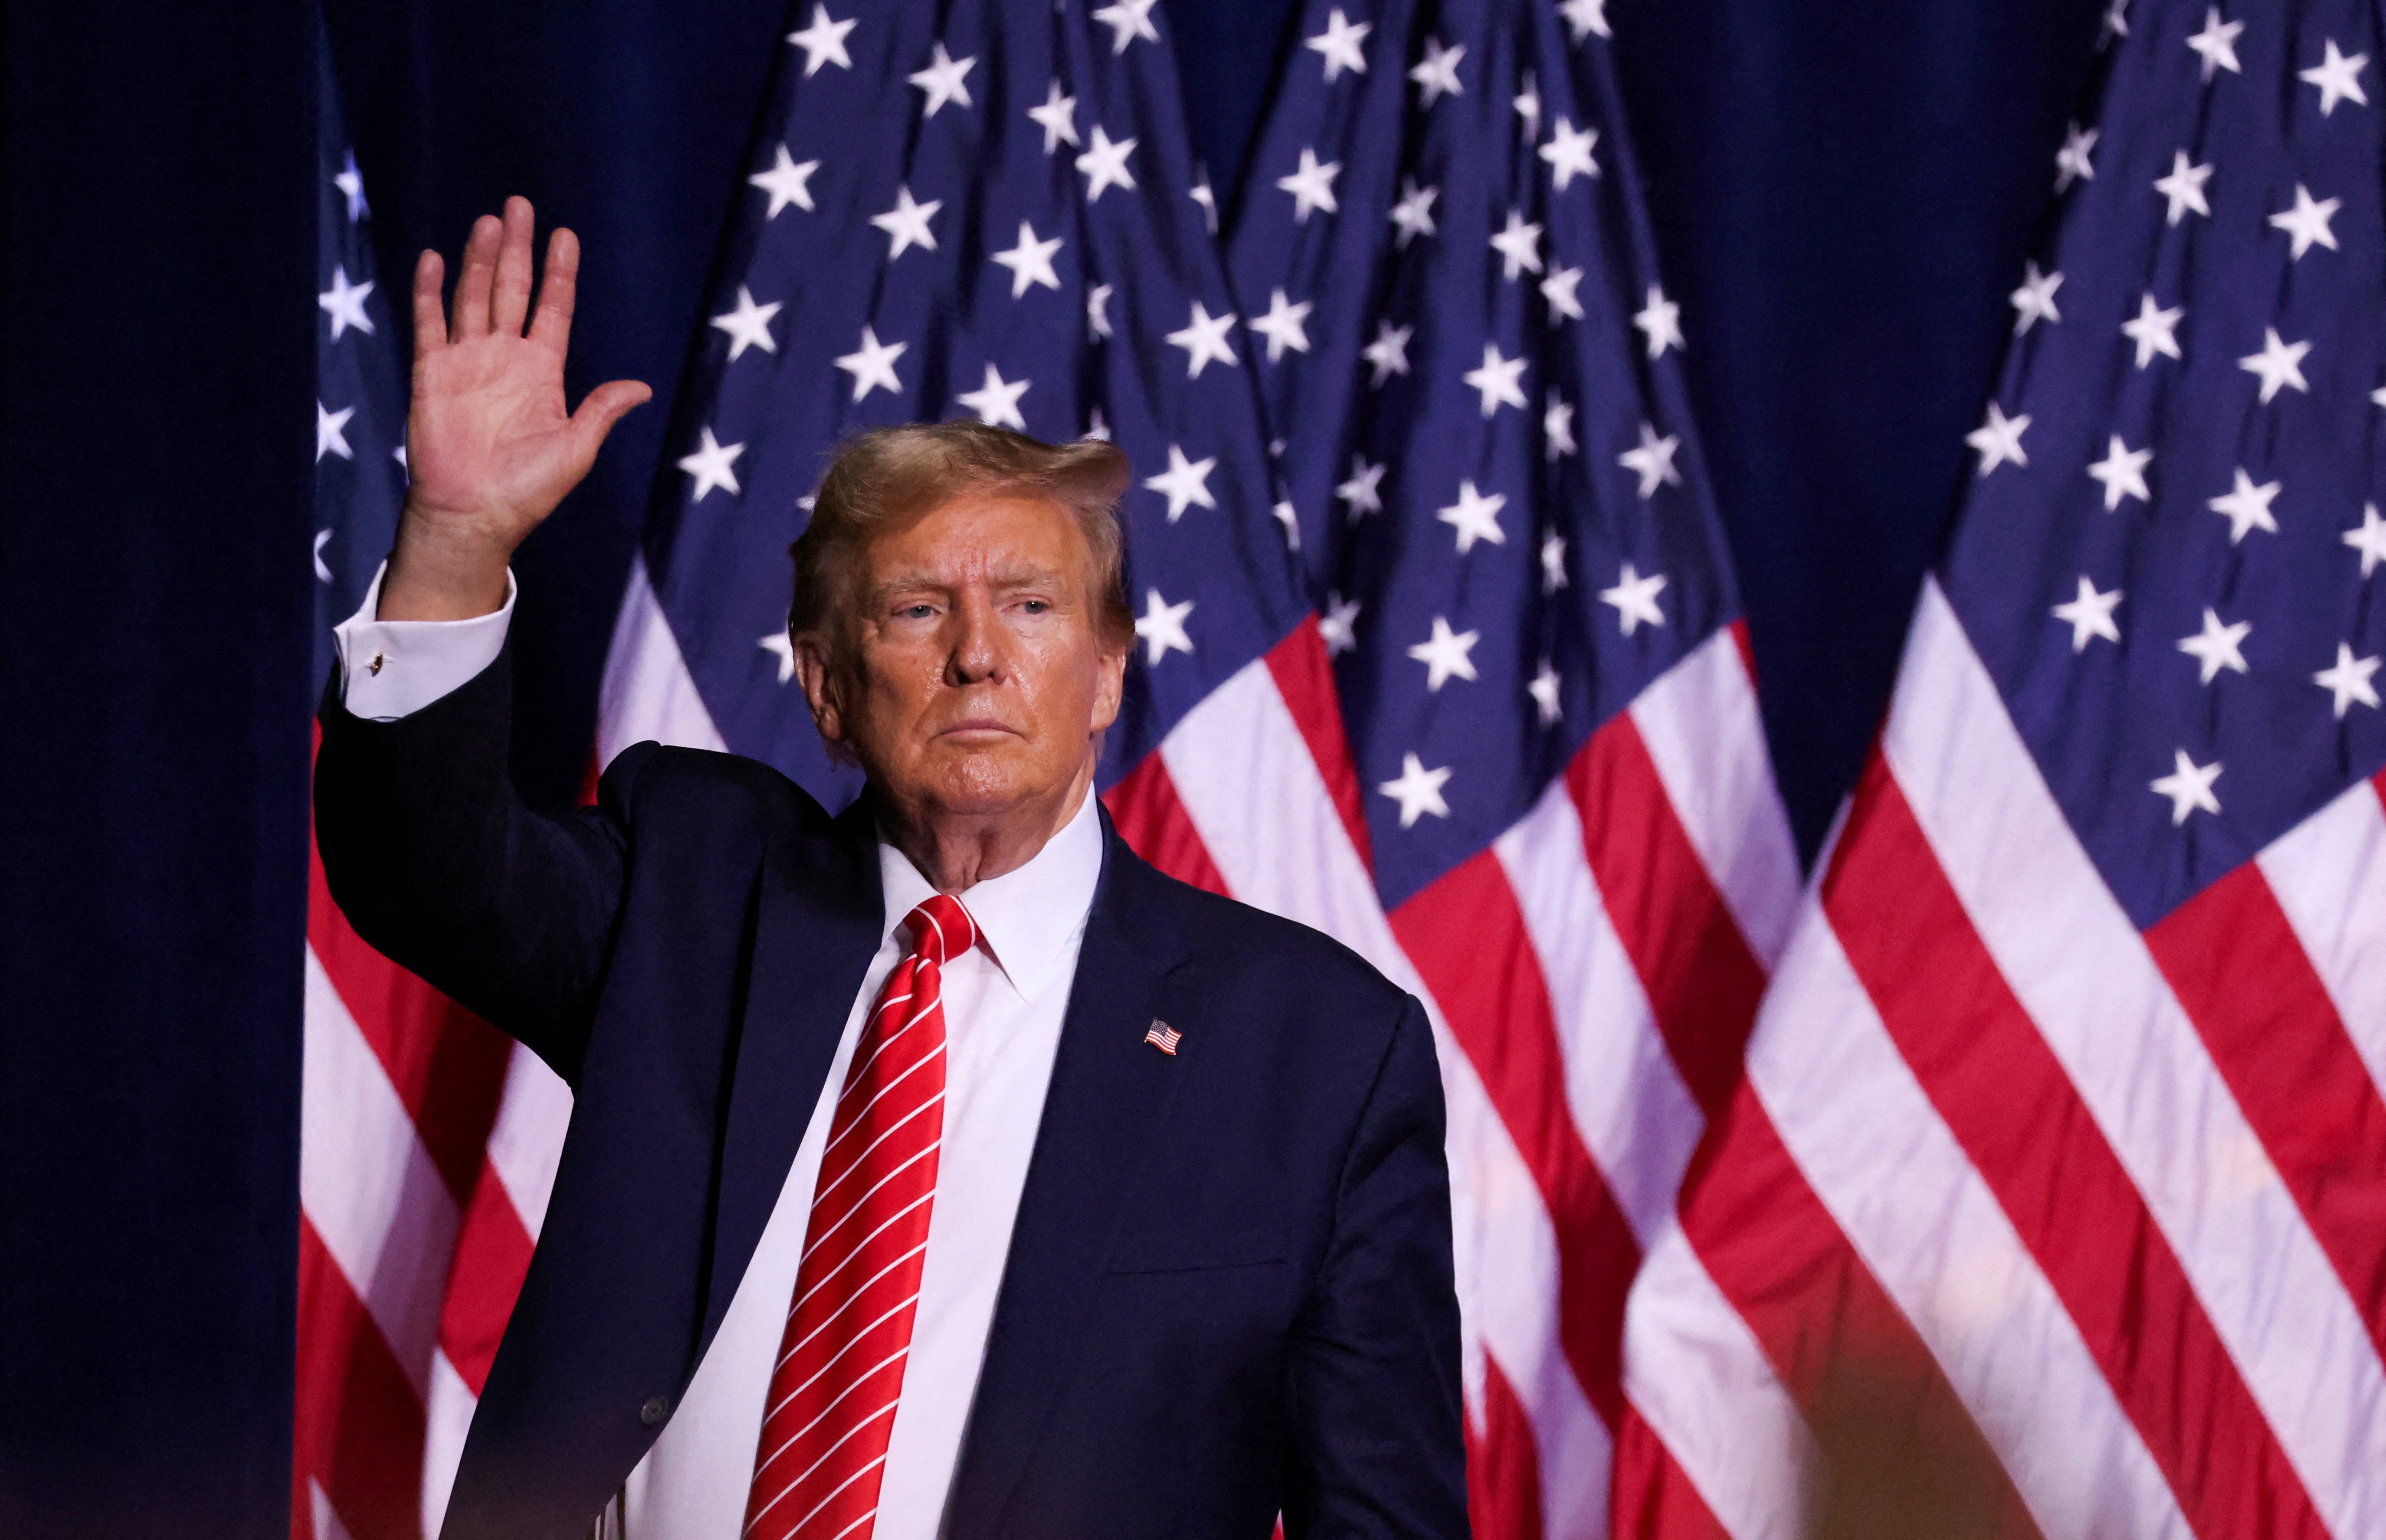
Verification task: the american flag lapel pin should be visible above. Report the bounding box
[1143,1019,1181,1056]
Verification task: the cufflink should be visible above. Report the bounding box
[368,650,386,676]
[1143,1020,1181,1056]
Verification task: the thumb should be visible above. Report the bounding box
[569,379,652,460]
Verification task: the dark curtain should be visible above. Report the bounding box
[0,0,2098,1533]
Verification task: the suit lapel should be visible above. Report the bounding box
[700,798,883,1351]
[944,817,1198,1530]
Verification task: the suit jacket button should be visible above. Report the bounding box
[639,1395,669,1426]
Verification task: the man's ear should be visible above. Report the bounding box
[792,631,846,746]
[1089,638,1127,736]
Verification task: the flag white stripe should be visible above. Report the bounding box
[420,1346,478,1539]
[2257,775,2386,1096]
[1750,907,2189,1540]
[1886,581,2386,1535]
[482,1040,570,1239]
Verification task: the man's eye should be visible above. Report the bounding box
[1021,599,1050,614]
[898,604,935,620]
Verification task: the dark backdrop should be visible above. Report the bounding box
[0,0,2098,1532]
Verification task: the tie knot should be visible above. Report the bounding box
[903,894,978,968]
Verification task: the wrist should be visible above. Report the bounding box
[380,505,516,621]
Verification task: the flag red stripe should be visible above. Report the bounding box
[1608,1407,1730,1540]
[1394,853,1637,1428]
[1675,1083,2043,1540]
[1567,712,1766,1119]
[1827,758,2327,1540]
[1103,752,1232,896]
[1263,617,1373,873]
[296,1216,426,1540]
[2147,862,2386,1363]
[1466,1354,1548,1540]
[436,1161,540,1396]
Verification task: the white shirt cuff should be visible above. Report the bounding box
[333,561,517,721]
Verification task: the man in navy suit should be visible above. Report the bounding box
[315,199,1465,1540]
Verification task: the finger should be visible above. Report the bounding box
[451,214,502,340]
[567,379,653,462]
[411,250,447,356]
[492,196,536,337]
[527,226,580,353]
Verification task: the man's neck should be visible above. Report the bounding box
[876,763,1094,894]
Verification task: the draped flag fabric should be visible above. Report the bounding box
[300,48,575,1540]
[1615,1,2386,1535]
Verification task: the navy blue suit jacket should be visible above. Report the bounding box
[314,649,1467,1540]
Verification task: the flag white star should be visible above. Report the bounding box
[2101,0,2129,46]
[2343,503,2386,576]
[677,425,745,501]
[2121,292,2183,367]
[2300,39,2369,116]
[2086,433,2152,509]
[313,527,335,583]
[1165,300,1239,378]
[1544,395,1577,460]
[1319,592,1361,655]
[2052,575,2122,651]
[2176,607,2250,683]
[1075,125,1138,200]
[1378,752,1452,828]
[990,220,1064,298]
[1389,178,1438,246]
[748,146,819,218]
[1407,615,1482,691]
[1336,456,1386,519]
[1601,563,1669,635]
[1634,284,1684,357]
[870,185,941,258]
[2376,384,2386,410]
[334,150,368,222]
[1086,283,1113,340]
[1082,406,1110,443]
[2268,184,2341,258]
[1540,117,1600,189]
[1272,497,1300,550]
[2151,749,2222,824]
[758,631,796,684]
[2186,7,2243,79]
[2054,121,2098,190]
[2206,468,2280,543]
[2009,262,2062,333]
[1363,319,1411,385]
[954,361,1030,430]
[1528,660,1563,724]
[1409,36,1465,105]
[2239,327,2311,403]
[1462,341,1528,416]
[1540,531,1569,592]
[1249,287,1314,362]
[833,324,906,400]
[1965,401,2030,474]
[1190,165,1219,232]
[1091,0,1160,54]
[1619,422,1682,497]
[908,41,976,116]
[1306,7,1371,80]
[2316,643,2382,717]
[1027,80,1079,153]
[317,265,375,341]
[1560,0,1610,41]
[786,4,855,74]
[709,284,780,360]
[315,401,354,462]
[1133,588,1194,665]
[1143,444,1217,521]
[1540,266,1585,321]
[1276,146,1341,222]
[2153,150,2213,224]
[1436,480,1508,553]
[1514,72,1541,136]
[1488,210,1544,280]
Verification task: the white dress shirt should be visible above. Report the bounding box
[333,570,1101,1540]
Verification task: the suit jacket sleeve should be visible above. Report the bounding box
[1283,994,1470,1539]
[314,645,655,1084]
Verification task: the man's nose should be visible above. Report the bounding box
[946,595,1006,684]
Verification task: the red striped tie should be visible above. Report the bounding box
[742,894,977,1540]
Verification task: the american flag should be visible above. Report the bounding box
[1616,1,2386,1535]
[299,0,1800,1535]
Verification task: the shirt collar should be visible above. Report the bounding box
[875,788,1104,1003]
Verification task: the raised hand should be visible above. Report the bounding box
[380,197,650,621]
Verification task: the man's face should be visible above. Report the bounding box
[800,490,1127,826]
